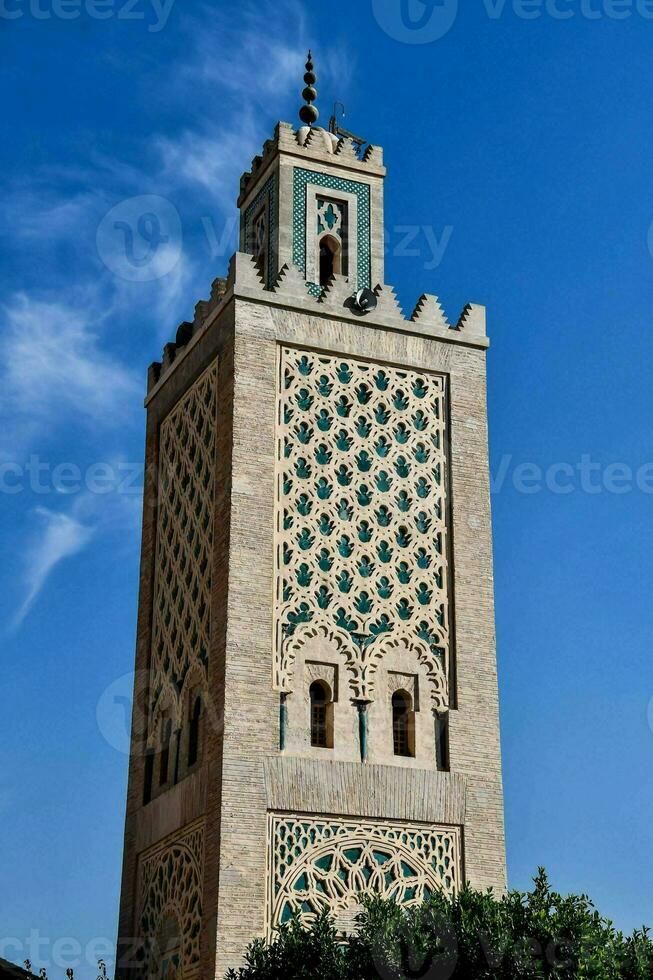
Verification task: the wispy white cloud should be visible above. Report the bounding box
[0,185,100,244]
[109,245,193,340]
[1,3,362,632]
[1,1,346,332]
[156,124,258,213]
[179,0,308,100]
[187,0,355,118]
[150,250,193,332]
[0,294,140,447]
[154,1,311,213]
[14,505,95,629]
[12,478,143,630]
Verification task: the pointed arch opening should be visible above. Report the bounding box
[159,716,173,787]
[187,692,202,769]
[252,205,268,283]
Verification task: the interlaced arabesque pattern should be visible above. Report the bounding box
[137,823,204,979]
[274,348,450,703]
[150,362,217,735]
[269,813,460,932]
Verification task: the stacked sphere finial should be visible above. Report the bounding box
[299,50,319,126]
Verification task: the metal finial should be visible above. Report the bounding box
[299,49,319,126]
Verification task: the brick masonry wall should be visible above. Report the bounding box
[116,306,235,979]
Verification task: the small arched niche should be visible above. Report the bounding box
[309,679,334,749]
[392,689,416,759]
[319,235,342,286]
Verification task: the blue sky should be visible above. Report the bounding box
[2,0,653,973]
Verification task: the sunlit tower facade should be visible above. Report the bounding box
[117,54,506,979]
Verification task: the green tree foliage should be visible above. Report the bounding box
[226,871,653,980]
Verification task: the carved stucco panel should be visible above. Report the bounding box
[136,821,205,979]
[273,346,451,709]
[149,360,217,742]
[267,812,461,934]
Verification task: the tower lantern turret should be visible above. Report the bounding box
[238,52,386,295]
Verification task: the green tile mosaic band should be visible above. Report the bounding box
[293,167,372,295]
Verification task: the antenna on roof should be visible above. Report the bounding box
[329,102,367,151]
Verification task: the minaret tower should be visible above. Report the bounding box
[117,55,505,979]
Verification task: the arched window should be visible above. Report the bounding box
[392,690,415,758]
[254,208,266,262]
[319,235,342,286]
[436,714,450,772]
[187,694,202,769]
[159,717,173,786]
[310,680,333,749]
[143,749,155,805]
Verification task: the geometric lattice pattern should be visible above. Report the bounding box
[274,347,450,706]
[149,360,217,737]
[136,821,204,980]
[293,168,371,294]
[244,173,278,288]
[268,812,461,933]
